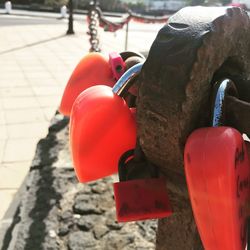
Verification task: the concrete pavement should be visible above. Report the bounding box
[0,11,162,222]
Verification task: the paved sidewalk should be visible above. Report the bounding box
[0,11,162,222]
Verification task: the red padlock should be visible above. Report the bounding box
[70,63,142,183]
[185,127,250,250]
[184,79,250,250]
[59,52,116,116]
[114,148,172,222]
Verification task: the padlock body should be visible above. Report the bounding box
[114,178,172,222]
[184,127,250,250]
[70,85,136,182]
[109,52,126,80]
[60,52,115,116]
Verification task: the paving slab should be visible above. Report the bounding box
[7,122,48,139]
[0,126,8,140]
[3,138,40,162]
[0,87,34,97]
[0,140,6,163]
[4,108,46,124]
[0,190,17,221]
[0,161,31,189]
[2,96,40,110]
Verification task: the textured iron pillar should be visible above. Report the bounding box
[136,6,250,249]
[67,0,74,35]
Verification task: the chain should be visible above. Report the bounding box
[88,1,101,52]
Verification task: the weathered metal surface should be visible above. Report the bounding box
[136,6,250,249]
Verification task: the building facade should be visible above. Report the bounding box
[121,0,186,12]
[148,0,186,11]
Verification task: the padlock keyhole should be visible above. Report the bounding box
[116,65,123,73]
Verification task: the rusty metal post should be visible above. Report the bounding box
[136,6,250,249]
[67,0,74,35]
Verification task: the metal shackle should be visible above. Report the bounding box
[112,62,143,95]
[212,78,238,127]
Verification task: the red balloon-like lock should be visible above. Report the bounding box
[70,85,136,182]
[59,53,116,116]
[184,127,250,250]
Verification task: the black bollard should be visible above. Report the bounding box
[67,0,75,35]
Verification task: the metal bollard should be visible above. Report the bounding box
[5,1,12,14]
[60,5,67,18]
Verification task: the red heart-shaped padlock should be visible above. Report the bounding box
[184,127,250,250]
[59,52,115,116]
[70,85,136,182]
